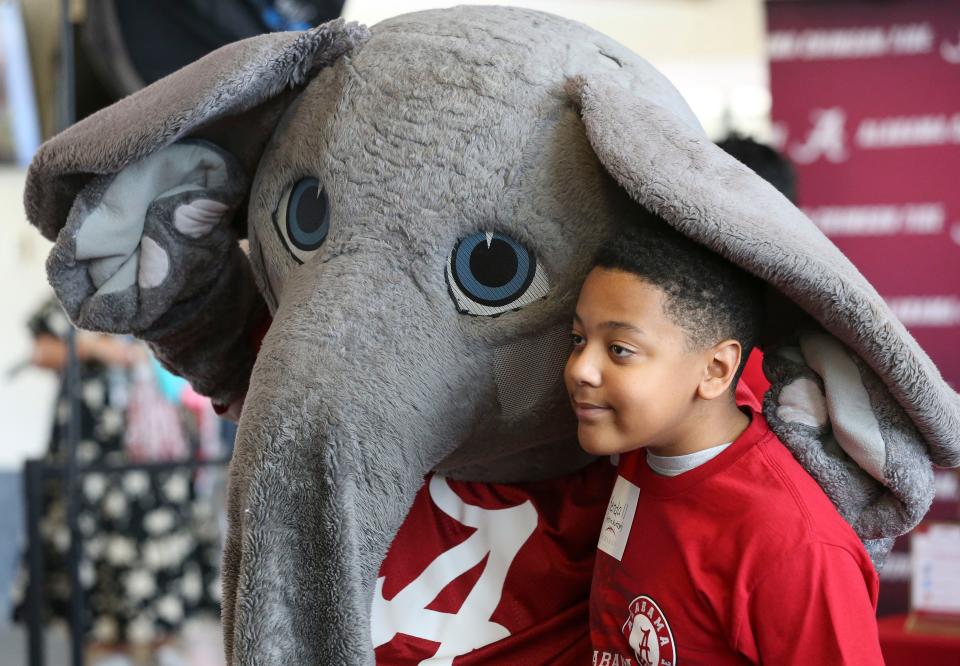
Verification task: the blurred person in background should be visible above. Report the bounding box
[716,131,798,205]
[6,4,346,661]
[10,298,222,666]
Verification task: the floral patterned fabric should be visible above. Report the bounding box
[12,298,223,644]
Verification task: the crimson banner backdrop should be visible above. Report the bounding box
[766,0,960,620]
[766,0,960,391]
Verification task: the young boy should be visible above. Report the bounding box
[565,218,883,665]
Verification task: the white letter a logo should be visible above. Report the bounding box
[371,475,538,665]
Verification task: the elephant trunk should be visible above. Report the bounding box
[220,262,489,664]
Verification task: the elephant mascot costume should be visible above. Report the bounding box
[24,6,960,664]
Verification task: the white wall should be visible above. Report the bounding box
[0,166,58,469]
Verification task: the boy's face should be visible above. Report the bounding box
[564,267,705,456]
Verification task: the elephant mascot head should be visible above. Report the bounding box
[24,6,960,664]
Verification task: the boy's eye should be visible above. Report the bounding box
[610,344,633,358]
[570,332,585,346]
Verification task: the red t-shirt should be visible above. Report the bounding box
[374,458,617,664]
[590,411,883,666]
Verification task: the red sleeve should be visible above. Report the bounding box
[212,314,272,415]
[735,542,883,665]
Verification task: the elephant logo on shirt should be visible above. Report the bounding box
[624,595,676,666]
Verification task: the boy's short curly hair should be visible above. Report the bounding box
[594,214,764,379]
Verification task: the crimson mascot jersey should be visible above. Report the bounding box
[374,459,617,664]
[589,411,884,666]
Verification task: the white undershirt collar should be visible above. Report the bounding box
[646,442,732,477]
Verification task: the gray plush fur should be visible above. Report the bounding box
[46,141,262,405]
[762,340,934,568]
[23,6,959,664]
[567,74,959,468]
[26,18,370,239]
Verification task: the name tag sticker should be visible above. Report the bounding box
[598,475,640,561]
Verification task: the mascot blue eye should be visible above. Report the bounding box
[273,177,330,264]
[285,178,329,253]
[446,231,550,316]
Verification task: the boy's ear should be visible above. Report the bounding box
[697,340,742,401]
[566,72,960,565]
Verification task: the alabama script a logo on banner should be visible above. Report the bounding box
[790,107,849,164]
[767,0,960,390]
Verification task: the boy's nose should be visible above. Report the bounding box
[565,348,601,387]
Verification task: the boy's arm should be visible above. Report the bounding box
[735,541,883,665]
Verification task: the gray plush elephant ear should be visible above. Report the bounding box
[567,74,960,567]
[23,19,369,404]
